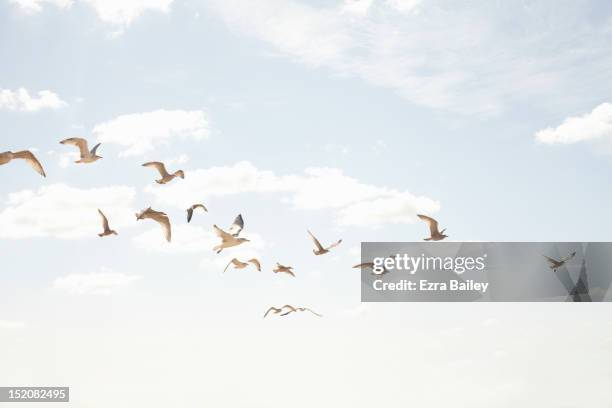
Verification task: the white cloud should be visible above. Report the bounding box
[0,88,67,112]
[0,184,136,239]
[0,320,26,329]
[8,0,72,14]
[535,103,612,145]
[53,269,142,295]
[93,109,210,156]
[9,0,173,28]
[208,0,610,114]
[144,161,439,228]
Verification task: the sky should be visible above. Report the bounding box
[1,0,612,407]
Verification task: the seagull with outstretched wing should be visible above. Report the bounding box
[0,150,46,177]
[213,224,249,254]
[417,214,448,241]
[60,137,102,164]
[142,161,185,184]
[136,207,172,242]
[186,203,208,223]
[308,230,342,255]
[97,209,118,237]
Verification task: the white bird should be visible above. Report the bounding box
[417,214,448,241]
[135,207,171,242]
[543,251,576,272]
[60,137,102,164]
[186,203,208,223]
[273,263,295,277]
[0,150,46,177]
[142,161,185,184]
[308,230,342,255]
[223,258,261,273]
[97,209,118,237]
[213,224,249,254]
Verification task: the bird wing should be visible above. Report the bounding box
[90,142,101,155]
[228,214,244,236]
[326,239,342,251]
[303,308,322,317]
[417,214,440,235]
[353,262,374,269]
[61,137,89,157]
[542,255,560,267]
[12,150,46,177]
[98,209,110,231]
[561,252,576,263]
[151,212,171,242]
[264,307,281,318]
[142,162,170,177]
[186,208,194,223]
[193,203,208,212]
[307,230,325,251]
[223,258,240,273]
[213,225,233,242]
[248,258,261,271]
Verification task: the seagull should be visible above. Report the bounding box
[186,203,208,223]
[228,214,244,236]
[135,207,171,242]
[543,251,576,272]
[417,214,448,241]
[264,305,322,318]
[213,224,249,253]
[273,263,295,277]
[223,258,262,273]
[59,137,102,164]
[308,230,342,255]
[0,150,46,177]
[97,209,118,237]
[352,261,389,276]
[142,161,185,184]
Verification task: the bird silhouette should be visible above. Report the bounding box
[186,203,208,223]
[223,258,261,273]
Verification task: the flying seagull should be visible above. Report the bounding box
[142,161,185,184]
[228,214,244,236]
[308,230,342,255]
[0,150,46,177]
[59,137,102,164]
[417,214,448,241]
[223,258,262,273]
[186,203,208,223]
[264,305,322,318]
[543,251,576,273]
[213,224,249,253]
[273,263,295,277]
[97,209,118,237]
[353,261,389,276]
[135,207,171,242]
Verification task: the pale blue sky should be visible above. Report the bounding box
[2,1,612,407]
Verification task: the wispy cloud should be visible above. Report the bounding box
[535,102,612,146]
[0,88,66,112]
[9,0,173,30]
[0,320,26,329]
[93,109,210,157]
[208,0,612,115]
[144,161,439,227]
[53,268,142,295]
[0,184,136,239]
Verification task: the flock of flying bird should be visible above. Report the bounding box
[2,138,452,316]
